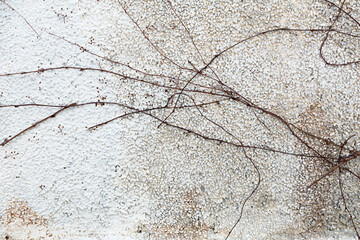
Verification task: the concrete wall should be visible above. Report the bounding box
[1,0,360,239]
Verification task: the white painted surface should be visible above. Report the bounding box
[1,0,360,239]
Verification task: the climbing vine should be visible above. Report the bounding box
[1,0,360,239]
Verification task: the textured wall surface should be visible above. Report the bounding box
[1,0,360,239]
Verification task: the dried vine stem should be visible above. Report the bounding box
[1,0,360,239]
[0,103,75,146]
[1,0,41,38]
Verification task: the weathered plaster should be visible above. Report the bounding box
[1,0,360,239]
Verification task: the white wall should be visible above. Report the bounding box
[1,0,360,239]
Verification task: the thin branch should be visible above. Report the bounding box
[1,103,76,146]
[1,0,41,38]
[338,168,360,238]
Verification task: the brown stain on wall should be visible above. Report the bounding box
[147,188,210,240]
[294,102,342,237]
[1,199,52,240]
[297,102,332,138]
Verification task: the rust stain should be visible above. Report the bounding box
[1,199,52,240]
[4,200,48,227]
